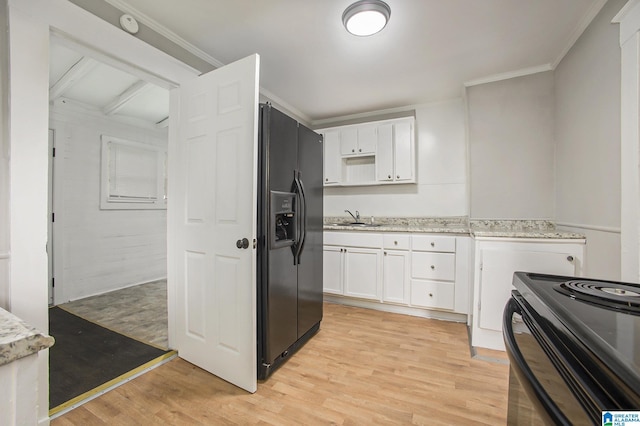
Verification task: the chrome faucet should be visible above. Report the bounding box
[345,210,361,223]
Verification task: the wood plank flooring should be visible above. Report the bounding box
[52,302,509,425]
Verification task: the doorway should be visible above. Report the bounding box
[47,35,173,413]
[8,1,260,421]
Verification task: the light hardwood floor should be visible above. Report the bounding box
[52,302,509,425]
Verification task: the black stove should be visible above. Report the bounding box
[504,272,640,425]
[554,279,640,314]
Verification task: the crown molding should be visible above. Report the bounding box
[551,0,609,68]
[613,0,640,45]
[106,0,310,124]
[105,0,225,68]
[463,64,553,88]
[464,0,607,89]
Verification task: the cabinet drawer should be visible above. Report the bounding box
[383,234,410,250]
[412,235,455,252]
[411,252,455,281]
[411,280,454,310]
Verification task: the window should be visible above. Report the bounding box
[100,135,167,210]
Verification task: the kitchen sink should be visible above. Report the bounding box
[333,222,381,227]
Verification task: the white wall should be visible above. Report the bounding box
[467,71,556,220]
[0,0,9,310]
[323,99,467,218]
[50,104,168,303]
[554,0,625,281]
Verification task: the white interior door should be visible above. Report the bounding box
[169,54,260,393]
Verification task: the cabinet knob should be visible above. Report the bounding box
[430,265,435,270]
[567,256,574,262]
[388,174,391,179]
[344,248,347,253]
[352,149,355,153]
[340,248,344,252]
[429,293,433,297]
[384,251,387,255]
[430,242,435,247]
[359,148,362,152]
[394,241,398,245]
[397,175,400,179]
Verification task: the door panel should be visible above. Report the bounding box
[170,54,259,393]
[344,247,380,300]
[479,248,575,332]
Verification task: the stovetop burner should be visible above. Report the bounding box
[554,280,640,315]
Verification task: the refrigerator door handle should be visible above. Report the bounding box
[291,171,303,265]
[296,171,307,263]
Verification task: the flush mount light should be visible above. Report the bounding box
[342,0,391,37]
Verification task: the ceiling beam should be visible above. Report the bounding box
[103,80,152,116]
[49,57,98,100]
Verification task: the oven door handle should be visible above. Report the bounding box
[503,298,570,425]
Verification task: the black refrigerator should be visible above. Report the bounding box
[257,103,323,380]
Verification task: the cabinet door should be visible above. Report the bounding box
[478,248,576,332]
[376,123,394,182]
[323,130,342,185]
[394,121,413,181]
[344,247,381,300]
[323,246,343,294]
[357,124,377,154]
[383,250,409,304]
[340,127,358,155]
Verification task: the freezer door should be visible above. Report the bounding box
[259,104,299,364]
[297,124,324,338]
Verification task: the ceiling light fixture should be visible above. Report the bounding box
[342,0,391,37]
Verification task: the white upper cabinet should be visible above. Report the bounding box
[340,125,376,156]
[323,130,342,185]
[375,120,414,183]
[319,116,415,187]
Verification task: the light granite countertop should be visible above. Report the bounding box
[469,220,585,239]
[324,217,585,240]
[323,216,469,234]
[0,308,54,366]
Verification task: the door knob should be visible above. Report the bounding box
[236,238,249,249]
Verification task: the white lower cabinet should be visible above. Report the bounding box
[382,250,409,304]
[322,246,343,295]
[324,231,470,319]
[410,280,455,310]
[344,247,381,300]
[323,232,383,301]
[471,238,585,351]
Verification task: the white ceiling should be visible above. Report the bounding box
[49,41,170,125]
[109,0,606,122]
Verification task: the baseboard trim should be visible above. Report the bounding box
[323,295,467,323]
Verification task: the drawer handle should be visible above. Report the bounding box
[430,242,435,247]
[430,265,435,270]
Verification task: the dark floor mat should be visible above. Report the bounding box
[49,306,169,409]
